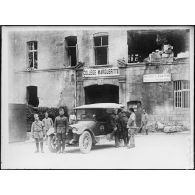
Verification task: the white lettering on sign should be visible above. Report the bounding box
[143,73,171,82]
[83,68,119,77]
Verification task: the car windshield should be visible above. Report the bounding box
[76,108,112,122]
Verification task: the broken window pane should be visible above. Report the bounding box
[27,41,38,69]
[34,52,38,69]
[33,41,37,50]
[94,36,101,46]
[65,36,77,66]
[28,52,33,67]
[95,47,108,65]
[102,36,108,45]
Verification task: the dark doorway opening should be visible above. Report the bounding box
[84,84,119,104]
[27,86,39,107]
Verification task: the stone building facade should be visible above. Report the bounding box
[6,26,193,140]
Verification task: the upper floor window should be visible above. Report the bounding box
[65,36,77,67]
[94,33,108,65]
[27,41,38,69]
[174,80,190,108]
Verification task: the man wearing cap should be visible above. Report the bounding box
[54,107,68,153]
[110,109,120,147]
[118,106,130,146]
[127,108,137,149]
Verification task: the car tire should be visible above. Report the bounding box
[79,131,92,154]
[48,134,60,153]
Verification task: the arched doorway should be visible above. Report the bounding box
[84,84,119,104]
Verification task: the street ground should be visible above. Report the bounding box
[2,132,193,169]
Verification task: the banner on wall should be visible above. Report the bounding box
[143,73,171,82]
[83,68,119,77]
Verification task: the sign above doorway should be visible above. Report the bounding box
[143,73,171,83]
[83,68,119,78]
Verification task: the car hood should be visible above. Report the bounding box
[70,120,96,132]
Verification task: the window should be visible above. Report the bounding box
[174,80,190,108]
[26,86,39,107]
[65,36,77,67]
[94,34,108,65]
[27,41,38,69]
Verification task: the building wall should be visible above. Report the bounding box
[8,30,78,110]
[125,59,190,125]
[8,28,191,125]
[8,29,128,110]
[78,30,128,66]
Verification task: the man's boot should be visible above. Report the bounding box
[40,142,44,153]
[35,143,39,153]
[61,143,65,153]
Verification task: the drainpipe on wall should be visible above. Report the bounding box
[74,69,77,108]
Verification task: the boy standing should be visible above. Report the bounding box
[31,114,45,153]
[42,112,53,143]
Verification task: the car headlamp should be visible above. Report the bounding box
[72,127,78,133]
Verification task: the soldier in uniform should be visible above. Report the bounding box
[54,107,68,153]
[31,114,45,153]
[110,109,120,147]
[127,108,137,149]
[118,106,129,146]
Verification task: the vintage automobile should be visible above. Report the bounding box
[47,103,123,153]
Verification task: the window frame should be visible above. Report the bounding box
[93,35,109,65]
[65,36,78,67]
[27,41,38,69]
[173,80,190,109]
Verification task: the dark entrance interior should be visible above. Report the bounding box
[65,36,77,67]
[85,84,119,104]
[27,86,39,107]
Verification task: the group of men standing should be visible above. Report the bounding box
[31,107,68,154]
[110,107,149,149]
[31,106,149,153]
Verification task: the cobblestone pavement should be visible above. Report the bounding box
[2,132,193,169]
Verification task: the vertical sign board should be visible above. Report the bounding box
[143,73,171,82]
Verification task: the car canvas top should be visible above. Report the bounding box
[74,103,124,109]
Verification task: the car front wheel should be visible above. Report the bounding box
[79,131,92,154]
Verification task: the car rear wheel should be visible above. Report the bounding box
[79,131,92,154]
[48,134,60,153]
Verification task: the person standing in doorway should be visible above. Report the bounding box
[141,108,149,135]
[31,114,45,153]
[54,107,68,154]
[42,112,53,144]
[127,108,137,149]
[118,106,129,147]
